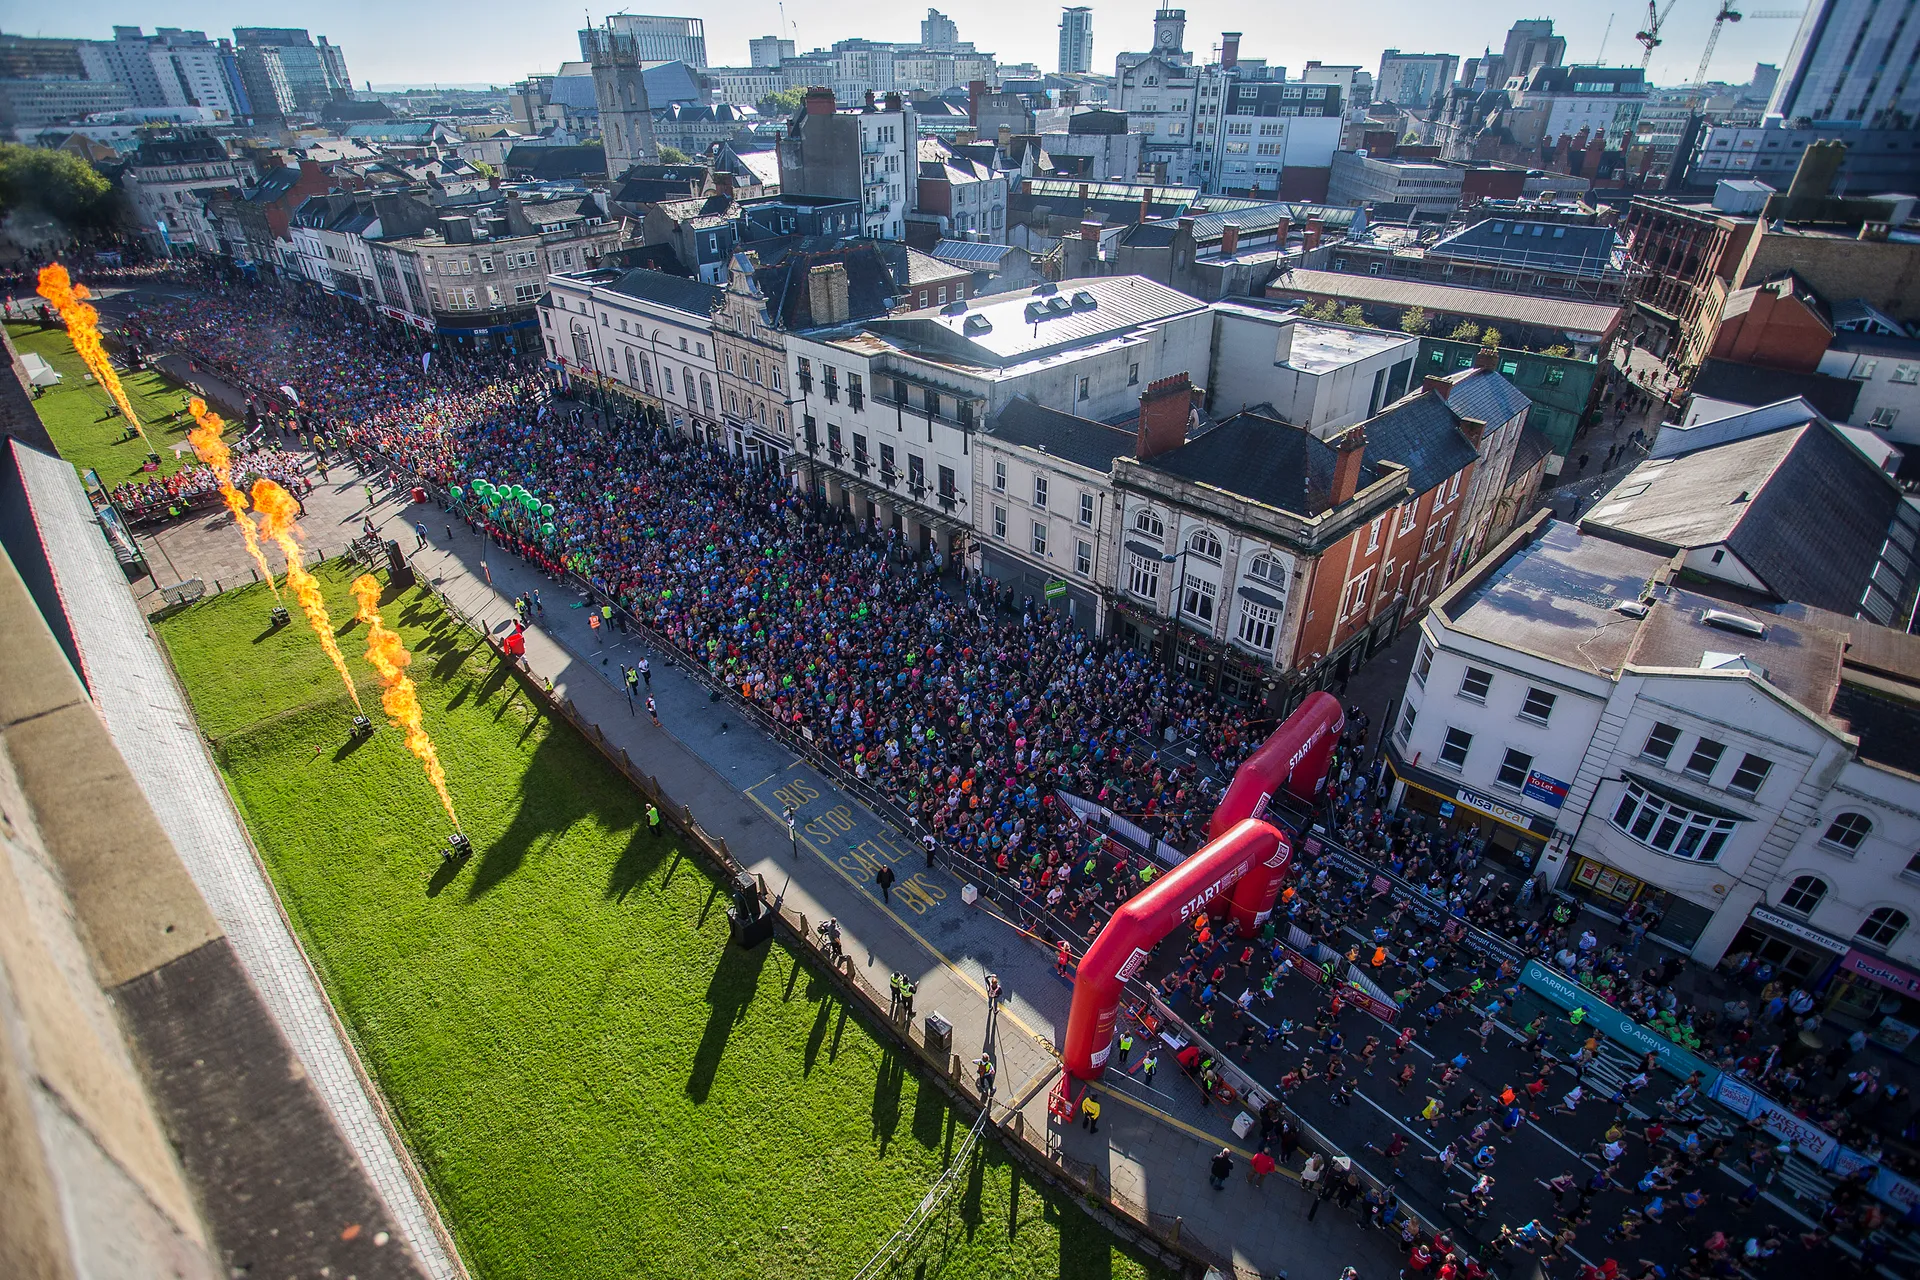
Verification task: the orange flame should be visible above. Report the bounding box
[250,478,361,710]
[36,263,151,448]
[351,574,459,827]
[186,398,281,603]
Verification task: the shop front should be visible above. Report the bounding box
[1386,754,1559,873]
[1823,949,1920,1051]
[1722,905,1850,988]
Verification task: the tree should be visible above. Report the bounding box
[1399,306,1432,335]
[1479,327,1502,350]
[1447,319,1482,343]
[0,142,122,231]
[1338,303,1367,327]
[470,159,498,179]
[760,87,808,114]
[657,145,691,164]
[1540,344,1572,358]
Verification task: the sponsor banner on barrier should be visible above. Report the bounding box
[1305,835,1523,967]
[1711,1076,1840,1163]
[1279,943,1400,1022]
[1519,961,1721,1090]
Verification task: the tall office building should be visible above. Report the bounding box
[1058,7,1093,75]
[581,21,658,175]
[600,14,707,68]
[1496,18,1564,87]
[77,27,247,116]
[1770,0,1920,126]
[749,35,796,68]
[233,28,347,116]
[921,10,960,51]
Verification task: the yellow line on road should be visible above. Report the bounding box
[1092,1084,1260,1163]
[741,781,1057,1053]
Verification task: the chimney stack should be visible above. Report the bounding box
[884,91,903,111]
[807,262,852,325]
[805,87,836,115]
[998,124,1013,148]
[1136,373,1194,461]
[1220,221,1241,256]
[1472,346,1499,371]
[1423,374,1453,399]
[864,89,877,109]
[1221,33,1241,69]
[1080,219,1102,242]
[968,79,986,124]
[1329,426,1368,506]
[1303,216,1324,250]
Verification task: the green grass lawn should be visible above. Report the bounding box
[9,319,200,486]
[156,563,1161,1280]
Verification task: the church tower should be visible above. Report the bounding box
[580,21,657,177]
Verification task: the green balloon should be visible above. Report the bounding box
[449,485,463,498]
[541,502,555,517]
[541,522,555,535]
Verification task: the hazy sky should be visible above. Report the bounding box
[34,1,1806,91]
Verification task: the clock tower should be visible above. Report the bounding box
[1152,7,1187,62]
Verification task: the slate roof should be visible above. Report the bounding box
[503,145,607,179]
[1581,420,1915,618]
[1361,392,1483,497]
[1436,366,1533,431]
[988,399,1139,473]
[1140,411,1354,516]
[1690,359,1861,422]
[750,244,899,331]
[1427,218,1619,278]
[1508,424,1553,479]
[602,268,724,317]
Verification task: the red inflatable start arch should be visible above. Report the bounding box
[1059,692,1344,1079]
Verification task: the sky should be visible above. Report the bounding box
[34,1,1808,91]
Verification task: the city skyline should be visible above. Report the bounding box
[29,0,1805,91]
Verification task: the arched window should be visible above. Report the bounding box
[1247,555,1286,587]
[1858,907,1910,948]
[1822,812,1873,851]
[1779,875,1827,915]
[1188,528,1223,561]
[1133,507,1164,539]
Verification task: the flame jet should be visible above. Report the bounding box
[36,264,151,448]
[351,574,458,827]
[185,398,280,602]
[250,479,361,709]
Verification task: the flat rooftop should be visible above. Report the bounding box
[1288,322,1415,374]
[1444,520,1668,674]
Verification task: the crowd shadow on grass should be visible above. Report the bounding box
[463,704,641,901]
[873,1045,906,1155]
[686,933,770,1104]
[605,824,672,902]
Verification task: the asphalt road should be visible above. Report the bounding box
[1131,862,1913,1279]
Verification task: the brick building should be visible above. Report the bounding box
[1105,365,1530,707]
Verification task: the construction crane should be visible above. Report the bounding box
[1637,0,1684,68]
[1695,7,1803,85]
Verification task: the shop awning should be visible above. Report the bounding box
[1237,583,1285,609]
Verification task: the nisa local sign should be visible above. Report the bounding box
[1455,786,1538,830]
[1520,960,1720,1089]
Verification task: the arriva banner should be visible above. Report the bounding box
[1518,960,1721,1090]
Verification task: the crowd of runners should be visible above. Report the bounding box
[107,272,1916,1278]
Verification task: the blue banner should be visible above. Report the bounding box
[1519,961,1721,1091]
